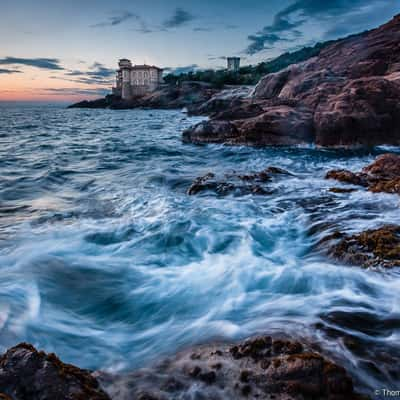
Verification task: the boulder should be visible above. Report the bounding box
[326,153,400,195]
[320,225,400,268]
[182,120,239,144]
[234,105,314,145]
[0,343,110,400]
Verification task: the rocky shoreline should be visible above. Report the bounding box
[68,81,223,112]
[0,335,367,400]
[183,14,400,147]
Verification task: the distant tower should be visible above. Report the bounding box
[227,57,240,72]
[119,58,132,100]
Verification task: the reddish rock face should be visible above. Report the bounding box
[320,225,400,268]
[184,14,400,147]
[363,153,400,178]
[326,153,400,195]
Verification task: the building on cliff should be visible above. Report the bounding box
[227,57,240,72]
[112,59,163,100]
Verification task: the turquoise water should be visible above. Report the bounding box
[0,103,399,390]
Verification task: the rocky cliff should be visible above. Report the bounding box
[184,14,400,147]
[68,81,221,111]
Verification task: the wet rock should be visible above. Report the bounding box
[184,105,314,146]
[182,120,239,144]
[321,225,400,268]
[362,153,400,178]
[328,187,357,194]
[95,335,364,400]
[325,170,368,186]
[187,167,289,196]
[326,153,400,195]
[198,370,216,384]
[0,342,110,400]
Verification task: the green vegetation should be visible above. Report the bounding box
[164,40,335,87]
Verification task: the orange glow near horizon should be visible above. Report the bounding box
[0,67,110,103]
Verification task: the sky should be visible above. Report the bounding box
[0,0,399,102]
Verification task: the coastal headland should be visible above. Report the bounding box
[70,14,400,148]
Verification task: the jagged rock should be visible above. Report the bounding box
[95,335,365,400]
[186,167,290,196]
[184,15,400,147]
[320,225,400,268]
[0,343,110,400]
[362,153,400,178]
[326,153,400,194]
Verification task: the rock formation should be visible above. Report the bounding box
[184,14,400,147]
[69,82,223,111]
[186,166,290,196]
[326,153,400,195]
[0,343,110,400]
[319,225,400,268]
[0,337,366,400]
[96,336,365,400]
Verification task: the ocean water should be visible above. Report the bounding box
[0,103,399,391]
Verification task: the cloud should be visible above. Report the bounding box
[43,88,109,96]
[193,27,212,32]
[91,11,136,27]
[0,57,63,70]
[132,21,153,34]
[162,8,195,29]
[61,62,115,84]
[0,68,22,74]
[163,64,199,75]
[207,55,227,61]
[48,62,114,88]
[245,0,388,54]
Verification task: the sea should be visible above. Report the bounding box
[0,102,399,391]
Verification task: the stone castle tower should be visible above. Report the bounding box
[227,57,240,72]
[112,59,163,100]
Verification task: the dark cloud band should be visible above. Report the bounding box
[0,57,63,70]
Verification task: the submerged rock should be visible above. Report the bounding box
[326,153,400,195]
[96,335,364,400]
[0,343,110,400]
[320,225,400,268]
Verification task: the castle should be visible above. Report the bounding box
[112,59,163,100]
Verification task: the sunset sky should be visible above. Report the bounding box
[1,0,399,102]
